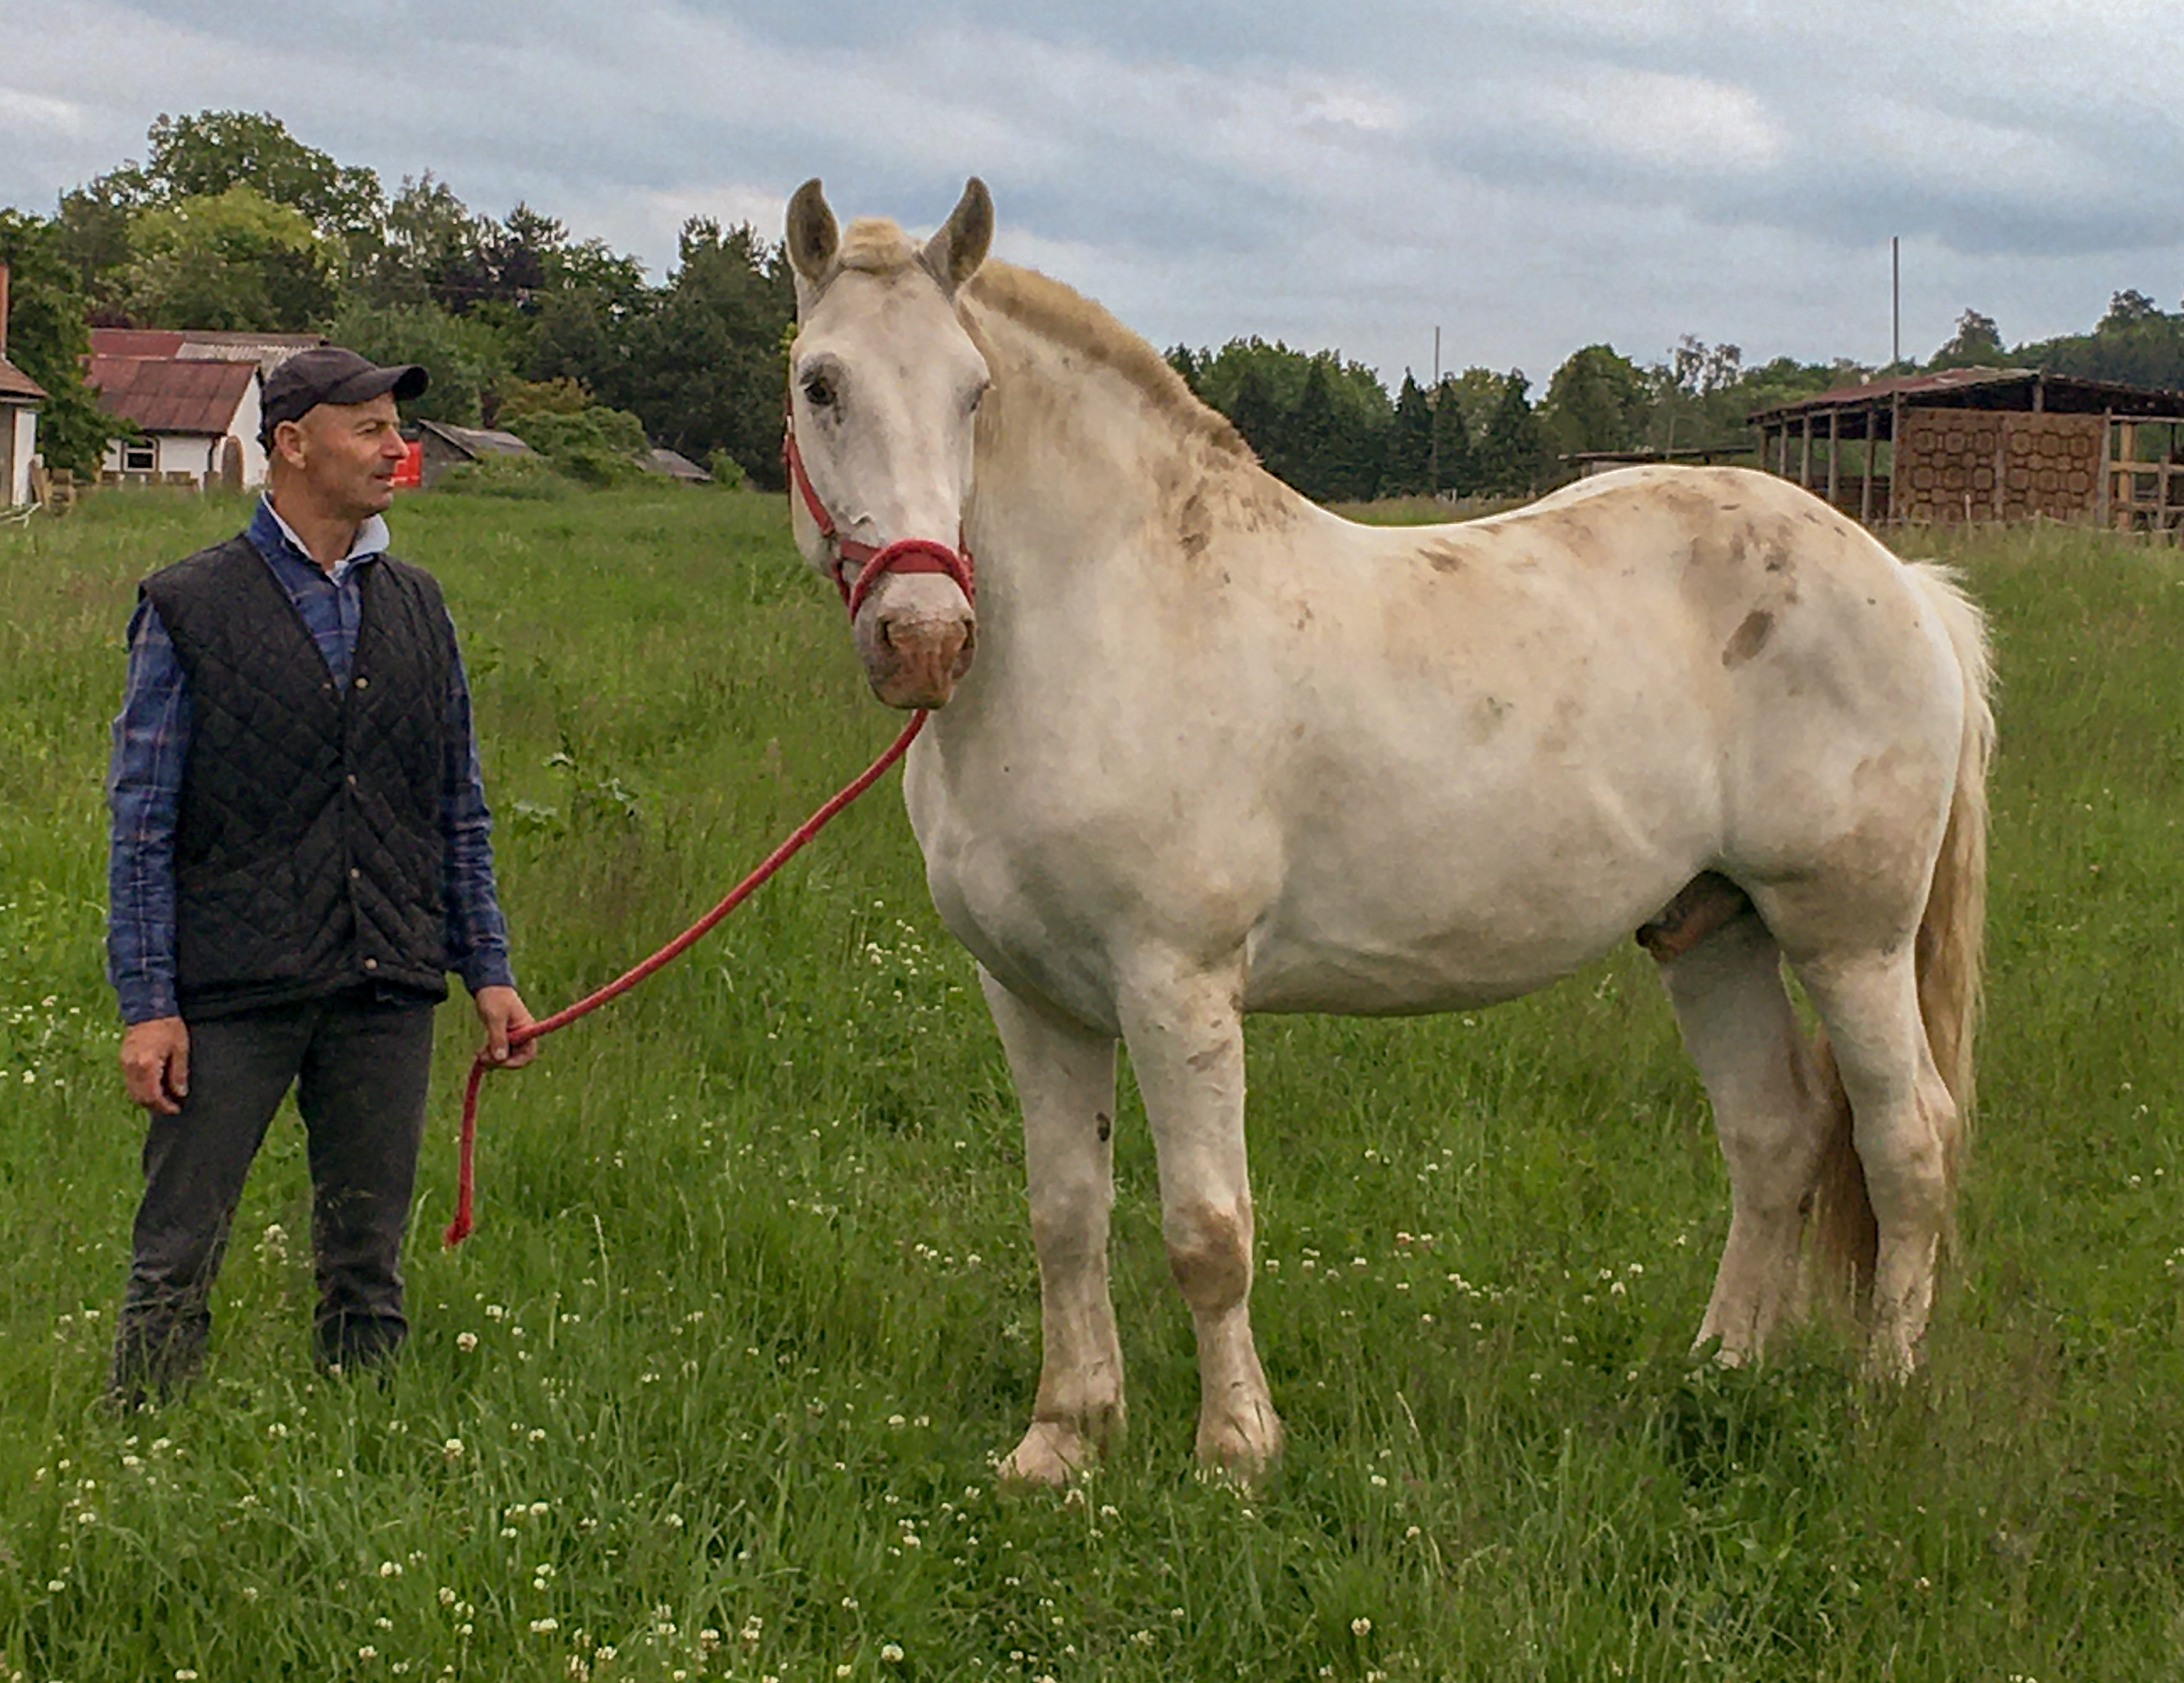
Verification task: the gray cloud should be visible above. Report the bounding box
[3,0,2178,382]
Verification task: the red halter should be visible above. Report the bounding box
[782,416,975,620]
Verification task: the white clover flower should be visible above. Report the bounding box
[456,1332,478,1353]
[530,1617,560,1634]
[380,1561,402,1577]
[443,1438,465,1461]
[880,1642,905,1662]
[1352,1617,1372,1636]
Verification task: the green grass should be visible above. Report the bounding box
[2,486,2181,1682]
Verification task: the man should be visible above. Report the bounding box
[106,346,537,1403]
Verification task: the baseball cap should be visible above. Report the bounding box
[260,347,429,448]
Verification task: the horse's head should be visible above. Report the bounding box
[785,177,992,710]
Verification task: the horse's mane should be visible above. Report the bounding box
[967,262,1250,460]
[833,218,1249,462]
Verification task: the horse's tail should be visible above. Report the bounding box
[1810,562,1995,1303]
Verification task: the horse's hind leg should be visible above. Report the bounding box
[1782,946,1955,1379]
[981,968,1125,1486]
[1656,909,1833,1363]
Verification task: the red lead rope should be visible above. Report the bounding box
[444,419,974,1246]
[443,710,926,1245]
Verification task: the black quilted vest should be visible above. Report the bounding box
[141,534,455,1017]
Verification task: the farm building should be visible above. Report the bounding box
[0,356,43,508]
[412,420,534,487]
[647,446,712,483]
[1748,367,2184,532]
[86,328,326,490]
[0,263,47,507]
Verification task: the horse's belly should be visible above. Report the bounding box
[1239,881,1656,1016]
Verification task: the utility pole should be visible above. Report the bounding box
[1891,235,1901,372]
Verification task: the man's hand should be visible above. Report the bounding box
[121,1016,191,1114]
[475,985,539,1068]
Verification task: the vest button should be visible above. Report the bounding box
[346,774,357,786]
[364,957,379,970]
[354,675,369,689]
[349,867,361,879]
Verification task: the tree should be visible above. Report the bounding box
[323,298,517,427]
[359,174,484,311]
[1475,370,1549,497]
[1224,364,1286,477]
[577,218,793,484]
[140,109,384,252]
[1432,379,1479,496]
[121,184,338,331]
[1380,372,1433,497]
[0,209,117,475]
[1928,308,2006,371]
[2099,288,2162,331]
[1540,344,1649,459]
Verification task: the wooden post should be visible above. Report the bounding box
[1827,408,1841,509]
[1799,415,1812,488]
[1886,395,1903,522]
[2096,409,2113,528]
[1860,405,1875,525]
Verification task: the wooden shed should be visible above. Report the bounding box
[413,420,533,487]
[1749,368,2184,532]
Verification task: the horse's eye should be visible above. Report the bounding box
[803,373,837,410]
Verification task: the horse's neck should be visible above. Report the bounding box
[964,304,1274,604]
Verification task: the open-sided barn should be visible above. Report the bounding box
[1749,367,2184,533]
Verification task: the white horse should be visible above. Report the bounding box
[781,178,1994,1485]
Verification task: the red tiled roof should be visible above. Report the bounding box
[0,354,47,402]
[88,355,257,435]
[88,328,188,359]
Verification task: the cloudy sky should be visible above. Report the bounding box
[5,0,2181,387]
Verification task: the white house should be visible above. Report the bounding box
[0,355,41,508]
[0,261,45,507]
[87,329,324,490]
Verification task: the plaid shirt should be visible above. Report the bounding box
[106,496,516,1023]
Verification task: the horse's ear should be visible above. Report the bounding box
[922,177,992,296]
[785,178,839,286]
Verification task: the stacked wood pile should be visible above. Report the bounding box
[1895,408,2102,523]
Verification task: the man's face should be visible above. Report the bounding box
[275,393,408,519]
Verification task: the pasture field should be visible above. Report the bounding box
[1,484,2180,1682]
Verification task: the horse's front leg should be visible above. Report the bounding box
[982,968,1125,1486]
[1118,962,1281,1480]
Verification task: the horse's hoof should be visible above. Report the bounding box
[1196,1408,1284,1487]
[997,1420,1095,1488]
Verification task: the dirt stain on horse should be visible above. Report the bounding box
[1722,608,1775,668]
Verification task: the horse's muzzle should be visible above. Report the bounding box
[861,606,977,709]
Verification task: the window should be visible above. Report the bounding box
[122,440,156,473]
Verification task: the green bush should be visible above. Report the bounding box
[506,405,653,487]
[433,450,574,499]
[708,448,747,490]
